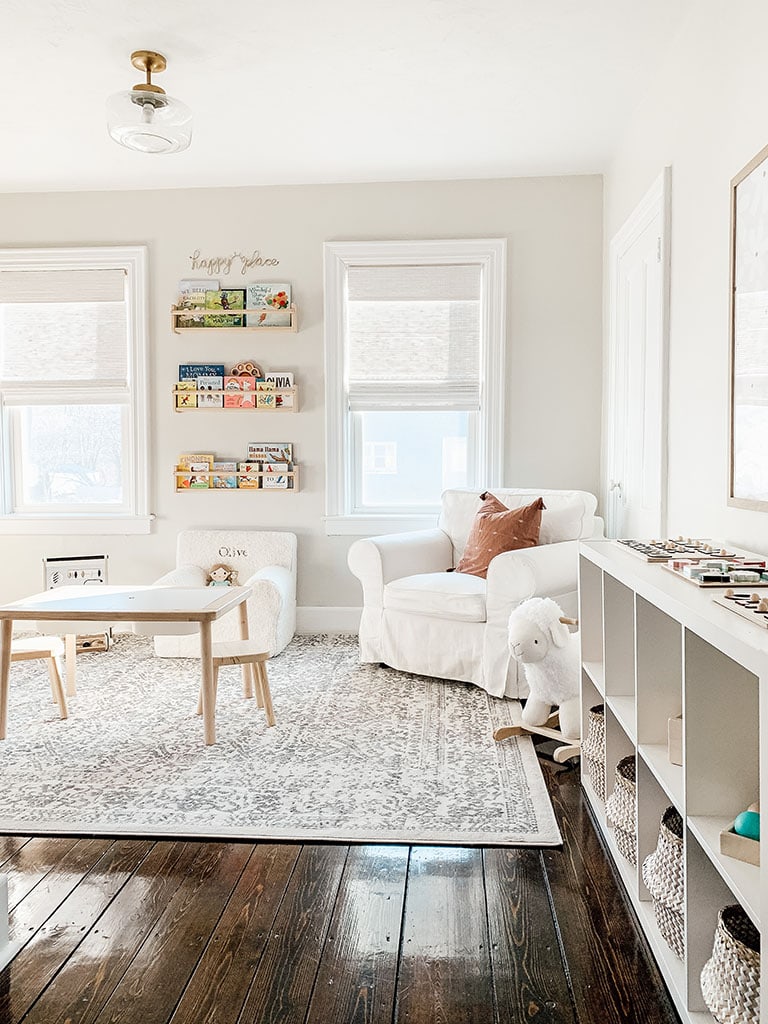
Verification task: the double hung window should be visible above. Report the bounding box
[0,246,150,534]
[324,239,506,533]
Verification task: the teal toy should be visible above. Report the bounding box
[733,810,760,842]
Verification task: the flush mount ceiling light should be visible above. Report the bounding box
[106,50,192,154]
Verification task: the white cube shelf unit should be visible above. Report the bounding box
[579,540,765,1024]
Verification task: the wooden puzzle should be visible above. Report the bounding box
[713,588,768,628]
[615,538,735,562]
[661,555,768,587]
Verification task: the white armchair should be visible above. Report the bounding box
[347,488,601,699]
[142,529,297,658]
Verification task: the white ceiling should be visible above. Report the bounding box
[4,0,690,194]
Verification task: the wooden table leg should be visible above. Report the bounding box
[65,633,77,697]
[238,600,254,699]
[199,621,216,745]
[0,620,13,741]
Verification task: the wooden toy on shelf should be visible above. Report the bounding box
[616,537,736,562]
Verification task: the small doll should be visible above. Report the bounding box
[206,563,239,587]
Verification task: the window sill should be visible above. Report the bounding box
[324,514,438,536]
[0,515,153,536]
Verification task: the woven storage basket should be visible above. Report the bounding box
[605,755,637,865]
[641,806,685,959]
[582,704,606,800]
[701,904,760,1024]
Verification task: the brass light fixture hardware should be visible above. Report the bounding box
[106,50,192,154]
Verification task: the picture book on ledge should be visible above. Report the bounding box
[175,279,217,328]
[265,371,294,408]
[246,283,292,327]
[204,289,246,328]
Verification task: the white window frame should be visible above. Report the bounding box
[0,246,151,535]
[323,238,506,535]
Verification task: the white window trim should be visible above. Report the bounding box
[0,245,151,535]
[323,238,506,535]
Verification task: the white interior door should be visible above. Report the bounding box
[605,169,670,539]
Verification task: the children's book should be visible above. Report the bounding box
[262,461,289,489]
[204,289,246,328]
[246,283,292,327]
[178,453,214,470]
[211,461,238,488]
[247,442,293,463]
[176,279,215,328]
[197,375,224,408]
[237,461,261,489]
[264,371,294,408]
[176,456,213,489]
[179,363,225,381]
[256,381,276,409]
[175,380,197,409]
[223,375,256,407]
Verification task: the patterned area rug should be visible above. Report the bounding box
[0,634,561,845]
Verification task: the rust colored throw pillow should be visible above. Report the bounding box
[455,493,546,579]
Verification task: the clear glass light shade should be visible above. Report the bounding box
[106,89,192,153]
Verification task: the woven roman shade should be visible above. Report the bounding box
[0,268,127,383]
[346,263,482,411]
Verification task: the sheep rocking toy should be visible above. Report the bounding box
[505,596,581,746]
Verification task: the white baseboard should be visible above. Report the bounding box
[296,606,361,634]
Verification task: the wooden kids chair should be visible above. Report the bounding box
[10,636,68,721]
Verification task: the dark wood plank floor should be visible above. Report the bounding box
[0,762,681,1024]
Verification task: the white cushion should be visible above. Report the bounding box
[384,572,487,622]
[539,500,595,544]
[439,488,597,560]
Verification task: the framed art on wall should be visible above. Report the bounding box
[729,142,768,509]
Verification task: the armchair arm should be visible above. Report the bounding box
[348,528,453,663]
[348,528,453,604]
[245,564,295,600]
[242,565,296,655]
[485,540,580,612]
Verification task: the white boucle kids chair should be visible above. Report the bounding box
[139,530,297,659]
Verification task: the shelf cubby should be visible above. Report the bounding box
[686,814,760,927]
[638,741,684,811]
[683,631,759,820]
[636,597,682,749]
[580,668,606,819]
[603,708,637,874]
[603,573,635,699]
[636,757,679,902]
[579,554,604,680]
[684,830,745,1015]
[607,694,636,742]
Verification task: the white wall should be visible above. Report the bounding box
[604,0,768,552]
[0,176,603,618]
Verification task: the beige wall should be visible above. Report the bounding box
[0,176,603,616]
[604,0,768,553]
